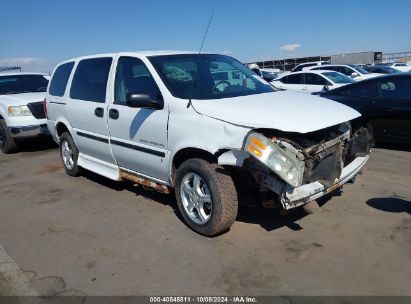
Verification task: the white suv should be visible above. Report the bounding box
[308,64,383,81]
[46,51,370,236]
[0,72,49,153]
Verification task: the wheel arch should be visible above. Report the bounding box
[170,147,225,186]
[54,118,75,142]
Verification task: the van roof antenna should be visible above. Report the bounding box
[187,10,214,109]
[198,10,214,55]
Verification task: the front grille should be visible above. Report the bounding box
[27,101,46,119]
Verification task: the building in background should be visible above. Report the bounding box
[382,51,411,64]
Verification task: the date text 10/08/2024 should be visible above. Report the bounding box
[149,297,258,303]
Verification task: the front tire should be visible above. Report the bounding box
[59,132,81,177]
[175,159,238,236]
[0,119,18,154]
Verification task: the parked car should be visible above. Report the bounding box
[0,72,49,153]
[363,65,401,74]
[320,73,411,144]
[382,62,410,72]
[276,61,329,78]
[260,70,277,82]
[46,51,370,236]
[248,65,276,82]
[292,61,329,72]
[272,70,354,93]
[308,64,383,81]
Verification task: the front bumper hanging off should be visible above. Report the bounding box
[281,155,369,209]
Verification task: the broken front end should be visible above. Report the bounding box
[237,122,370,210]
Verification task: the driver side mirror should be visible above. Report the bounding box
[126,93,163,110]
[351,72,359,78]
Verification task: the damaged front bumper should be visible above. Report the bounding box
[219,123,371,210]
[281,155,368,209]
[251,155,368,210]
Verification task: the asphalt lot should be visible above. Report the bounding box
[0,138,410,296]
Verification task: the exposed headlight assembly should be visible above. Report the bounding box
[8,105,32,117]
[245,132,303,187]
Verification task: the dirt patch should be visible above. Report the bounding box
[36,162,63,174]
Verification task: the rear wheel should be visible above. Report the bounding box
[59,132,81,177]
[0,119,18,154]
[175,159,238,236]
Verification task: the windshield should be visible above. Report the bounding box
[0,74,49,94]
[148,54,276,100]
[349,64,370,75]
[321,71,355,84]
[374,66,399,74]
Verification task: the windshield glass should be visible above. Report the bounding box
[349,64,370,75]
[321,71,355,84]
[374,66,399,74]
[149,54,276,100]
[0,74,49,94]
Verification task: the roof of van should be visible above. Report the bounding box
[62,50,210,63]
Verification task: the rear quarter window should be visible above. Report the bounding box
[70,57,113,103]
[49,62,74,97]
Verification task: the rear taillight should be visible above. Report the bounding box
[43,98,48,118]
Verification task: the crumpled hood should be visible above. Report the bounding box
[193,91,361,133]
[0,92,46,107]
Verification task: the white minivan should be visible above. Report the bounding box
[46,51,370,236]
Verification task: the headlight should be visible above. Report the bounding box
[8,106,32,117]
[245,132,303,187]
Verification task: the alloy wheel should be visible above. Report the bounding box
[180,172,213,224]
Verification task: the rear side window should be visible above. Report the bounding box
[49,62,74,97]
[70,57,112,103]
[284,74,304,84]
[304,73,328,85]
[335,66,354,76]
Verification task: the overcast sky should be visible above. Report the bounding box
[1,0,411,72]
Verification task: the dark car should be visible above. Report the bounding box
[251,68,276,82]
[320,73,411,144]
[364,65,401,74]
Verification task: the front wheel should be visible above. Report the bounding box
[0,119,18,154]
[175,159,238,236]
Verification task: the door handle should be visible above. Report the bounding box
[109,109,119,120]
[94,107,104,118]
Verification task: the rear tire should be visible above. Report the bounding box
[59,132,81,177]
[0,119,18,154]
[175,158,238,236]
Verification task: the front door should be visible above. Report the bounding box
[107,56,169,182]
